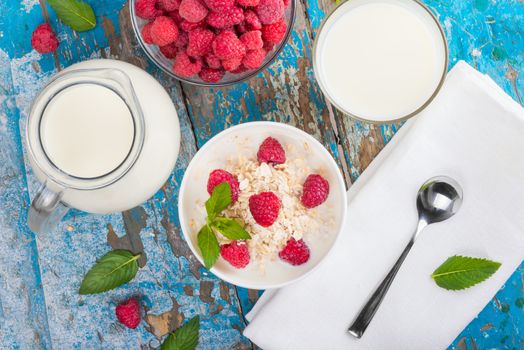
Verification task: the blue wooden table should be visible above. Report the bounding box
[0,0,522,348]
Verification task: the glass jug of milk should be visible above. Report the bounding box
[26,59,180,233]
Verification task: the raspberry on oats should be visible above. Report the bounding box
[31,24,59,54]
[240,30,263,50]
[187,28,215,57]
[179,0,209,22]
[261,20,287,44]
[173,51,203,76]
[242,48,266,69]
[249,192,281,227]
[256,0,285,24]
[207,7,245,29]
[135,0,162,19]
[220,241,250,268]
[199,68,225,82]
[212,30,246,59]
[222,56,243,71]
[257,137,286,164]
[279,238,310,265]
[207,169,240,202]
[204,0,235,13]
[150,16,180,46]
[160,43,178,58]
[301,174,329,208]
[116,298,141,329]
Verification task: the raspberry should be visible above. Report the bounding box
[220,241,250,268]
[205,53,222,69]
[261,20,287,44]
[174,31,189,47]
[199,68,225,82]
[207,169,240,202]
[257,136,286,164]
[244,10,262,30]
[180,19,206,31]
[179,0,208,22]
[249,192,280,227]
[167,9,184,24]
[279,238,310,265]
[301,174,329,208]
[207,7,245,29]
[238,0,260,6]
[158,0,181,11]
[115,298,141,329]
[263,41,274,51]
[31,24,59,54]
[160,43,178,58]
[256,0,284,24]
[240,30,263,50]
[136,0,162,19]
[242,48,266,69]
[150,16,179,46]
[141,22,155,44]
[173,51,203,77]
[236,23,247,34]
[204,0,235,13]
[212,30,246,59]
[222,56,242,71]
[283,0,290,6]
[187,28,215,57]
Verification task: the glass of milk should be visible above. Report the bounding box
[313,0,448,123]
[26,60,181,233]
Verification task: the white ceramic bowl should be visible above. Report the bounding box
[178,122,347,289]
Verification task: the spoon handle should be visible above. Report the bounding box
[348,237,415,338]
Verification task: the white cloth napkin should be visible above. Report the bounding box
[243,61,524,350]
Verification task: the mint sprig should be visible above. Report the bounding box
[79,250,141,294]
[47,0,96,32]
[197,183,251,269]
[161,316,200,350]
[431,255,501,291]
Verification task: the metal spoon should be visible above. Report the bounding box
[348,176,463,338]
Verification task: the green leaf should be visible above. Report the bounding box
[197,225,219,269]
[205,182,232,219]
[431,255,501,291]
[161,316,200,350]
[47,0,96,32]
[212,217,251,240]
[79,250,140,294]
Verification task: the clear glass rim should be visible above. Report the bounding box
[27,68,146,191]
[129,0,297,87]
[312,0,449,124]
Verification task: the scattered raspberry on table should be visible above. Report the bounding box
[31,24,59,54]
[115,298,142,329]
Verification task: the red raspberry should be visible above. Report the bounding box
[220,241,250,268]
[136,0,162,19]
[167,9,184,24]
[244,10,262,30]
[150,16,179,46]
[173,51,203,77]
[301,174,329,208]
[240,30,263,50]
[158,0,181,11]
[279,238,310,265]
[242,48,266,69]
[238,0,260,6]
[141,22,155,44]
[31,24,59,54]
[179,0,208,22]
[283,0,290,6]
[115,298,141,329]
[222,56,242,71]
[249,192,281,227]
[204,0,235,13]
[256,0,284,24]
[263,41,274,51]
[199,68,225,82]
[180,19,206,31]
[207,169,240,202]
[205,53,222,69]
[257,136,286,164]
[212,30,246,59]
[207,7,245,29]
[261,20,287,44]
[160,43,178,58]
[187,28,215,57]
[174,31,189,47]
[236,23,248,34]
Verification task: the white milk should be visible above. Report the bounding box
[40,84,135,179]
[314,0,447,122]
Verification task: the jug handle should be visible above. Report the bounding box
[28,182,69,233]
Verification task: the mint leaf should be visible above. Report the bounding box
[212,217,251,240]
[79,250,140,294]
[205,182,232,219]
[197,225,219,269]
[47,0,96,32]
[431,255,501,291]
[161,316,200,350]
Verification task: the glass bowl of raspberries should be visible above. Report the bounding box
[131,0,295,85]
